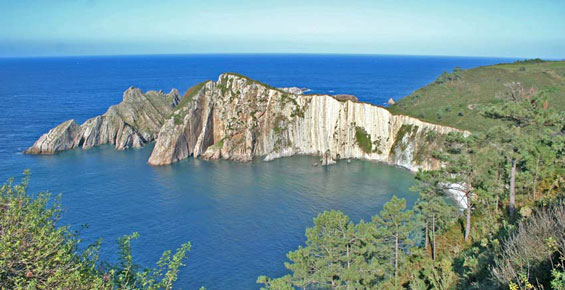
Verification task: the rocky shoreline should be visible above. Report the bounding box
[26,73,467,172]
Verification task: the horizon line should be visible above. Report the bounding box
[1,52,561,61]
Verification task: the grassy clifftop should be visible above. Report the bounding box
[389,60,565,132]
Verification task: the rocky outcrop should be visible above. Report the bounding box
[279,87,308,95]
[24,120,81,154]
[26,88,180,154]
[148,73,467,171]
[27,73,467,172]
[332,94,359,102]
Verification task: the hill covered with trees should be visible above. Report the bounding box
[259,60,564,289]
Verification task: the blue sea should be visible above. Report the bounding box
[0,54,513,289]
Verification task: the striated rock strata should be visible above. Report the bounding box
[25,88,180,154]
[27,73,467,172]
[148,73,467,171]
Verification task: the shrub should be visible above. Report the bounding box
[0,172,193,290]
[0,172,108,289]
[355,126,373,154]
[493,205,565,289]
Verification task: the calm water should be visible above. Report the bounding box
[0,54,513,289]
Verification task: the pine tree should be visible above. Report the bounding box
[372,196,415,286]
[482,88,562,215]
[432,132,479,241]
[261,210,378,289]
[413,186,456,260]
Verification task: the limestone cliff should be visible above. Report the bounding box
[27,73,466,172]
[25,88,180,154]
[148,73,466,171]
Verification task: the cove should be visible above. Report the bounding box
[0,55,510,289]
[19,144,416,289]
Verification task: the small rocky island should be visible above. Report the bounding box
[26,73,466,171]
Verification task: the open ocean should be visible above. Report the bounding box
[0,54,514,289]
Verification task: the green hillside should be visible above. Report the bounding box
[389,60,565,132]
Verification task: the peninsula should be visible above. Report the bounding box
[26,73,466,172]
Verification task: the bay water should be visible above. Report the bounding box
[0,54,512,289]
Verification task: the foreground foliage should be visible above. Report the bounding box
[0,172,194,290]
[493,205,565,289]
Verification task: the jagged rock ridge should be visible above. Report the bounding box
[27,73,467,172]
[25,88,180,154]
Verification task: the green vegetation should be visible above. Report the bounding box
[175,81,209,112]
[434,66,463,85]
[493,206,565,288]
[413,129,445,165]
[172,81,209,125]
[513,58,547,65]
[354,126,383,154]
[354,126,373,154]
[213,138,224,149]
[224,72,284,93]
[3,62,564,289]
[280,92,306,118]
[391,124,418,154]
[0,171,196,290]
[259,90,564,289]
[173,113,184,125]
[389,60,565,132]
[258,197,417,289]
[273,115,287,135]
[290,107,305,118]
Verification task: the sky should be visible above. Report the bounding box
[1,0,564,58]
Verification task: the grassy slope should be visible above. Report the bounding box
[176,80,209,111]
[389,60,565,132]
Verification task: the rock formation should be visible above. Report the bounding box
[27,73,467,172]
[25,88,180,154]
[279,87,308,95]
[332,94,359,102]
[148,73,466,171]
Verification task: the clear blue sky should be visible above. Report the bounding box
[1,0,564,58]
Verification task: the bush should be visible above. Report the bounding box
[513,58,546,64]
[493,205,565,289]
[355,126,373,154]
[0,172,193,290]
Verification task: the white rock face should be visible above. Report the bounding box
[148,74,468,171]
[262,95,462,171]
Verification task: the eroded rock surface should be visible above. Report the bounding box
[28,73,467,171]
[148,74,467,171]
[25,88,180,154]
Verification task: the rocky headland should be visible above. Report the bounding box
[25,87,180,154]
[26,73,467,172]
